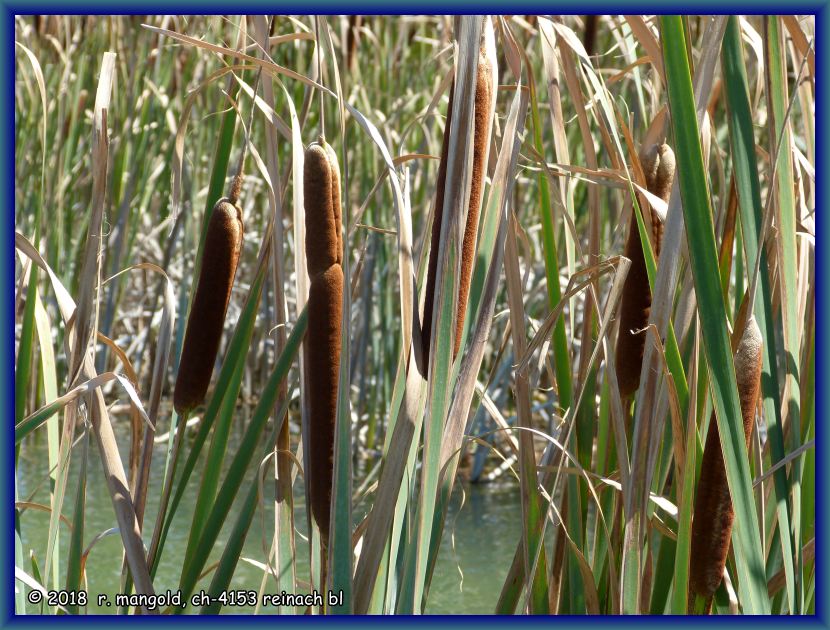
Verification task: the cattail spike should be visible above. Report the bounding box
[421,19,497,367]
[174,199,244,415]
[615,142,675,399]
[303,138,344,545]
[454,22,496,359]
[642,142,676,205]
[583,15,599,58]
[228,173,244,206]
[306,264,343,541]
[421,84,453,367]
[304,142,342,277]
[689,315,763,611]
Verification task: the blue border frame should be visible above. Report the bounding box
[5,1,13,625]
[5,5,827,625]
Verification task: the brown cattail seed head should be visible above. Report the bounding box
[304,141,343,276]
[454,42,495,358]
[306,264,343,541]
[420,84,453,368]
[614,143,675,399]
[303,139,344,544]
[422,21,497,366]
[689,316,763,609]
[641,142,676,205]
[174,199,243,415]
[583,15,599,58]
[346,15,363,71]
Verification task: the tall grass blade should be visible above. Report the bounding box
[721,15,795,612]
[175,308,307,607]
[201,396,292,613]
[661,15,769,613]
[152,267,267,577]
[764,15,802,612]
[426,80,527,601]
[399,16,482,614]
[251,18,299,608]
[504,212,550,613]
[64,432,88,615]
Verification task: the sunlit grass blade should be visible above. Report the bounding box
[29,285,59,590]
[661,15,769,614]
[200,395,292,614]
[529,31,573,415]
[425,79,527,604]
[253,16,298,609]
[398,16,482,614]
[64,432,88,615]
[152,267,267,578]
[175,307,307,608]
[671,321,699,614]
[764,15,802,613]
[721,15,795,612]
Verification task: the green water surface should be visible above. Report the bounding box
[17,420,521,615]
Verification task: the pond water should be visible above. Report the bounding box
[16,420,521,615]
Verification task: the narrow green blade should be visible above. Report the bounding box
[661,15,769,614]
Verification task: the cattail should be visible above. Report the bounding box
[173,195,243,415]
[303,138,344,543]
[421,19,497,367]
[583,15,599,58]
[346,15,363,71]
[63,89,88,140]
[689,316,763,613]
[304,141,343,275]
[420,84,452,366]
[614,143,675,399]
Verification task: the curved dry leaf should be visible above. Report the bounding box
[623,15,665,81]
[14,42,47,197]
[142,24,323,89]
[236,73,292,140]
[15,502,74,530]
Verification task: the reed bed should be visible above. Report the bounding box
[13,14,815,616]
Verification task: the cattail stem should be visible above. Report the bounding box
[303,139,343,547]
[227,67,263,206]
[615,143,676,398]
[688,315,763,613]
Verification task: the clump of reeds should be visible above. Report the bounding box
[688,315,763,613]
[421,20,497,366]
[614,142,675,399]
[303,137,343,545]
[173,176,244,415]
